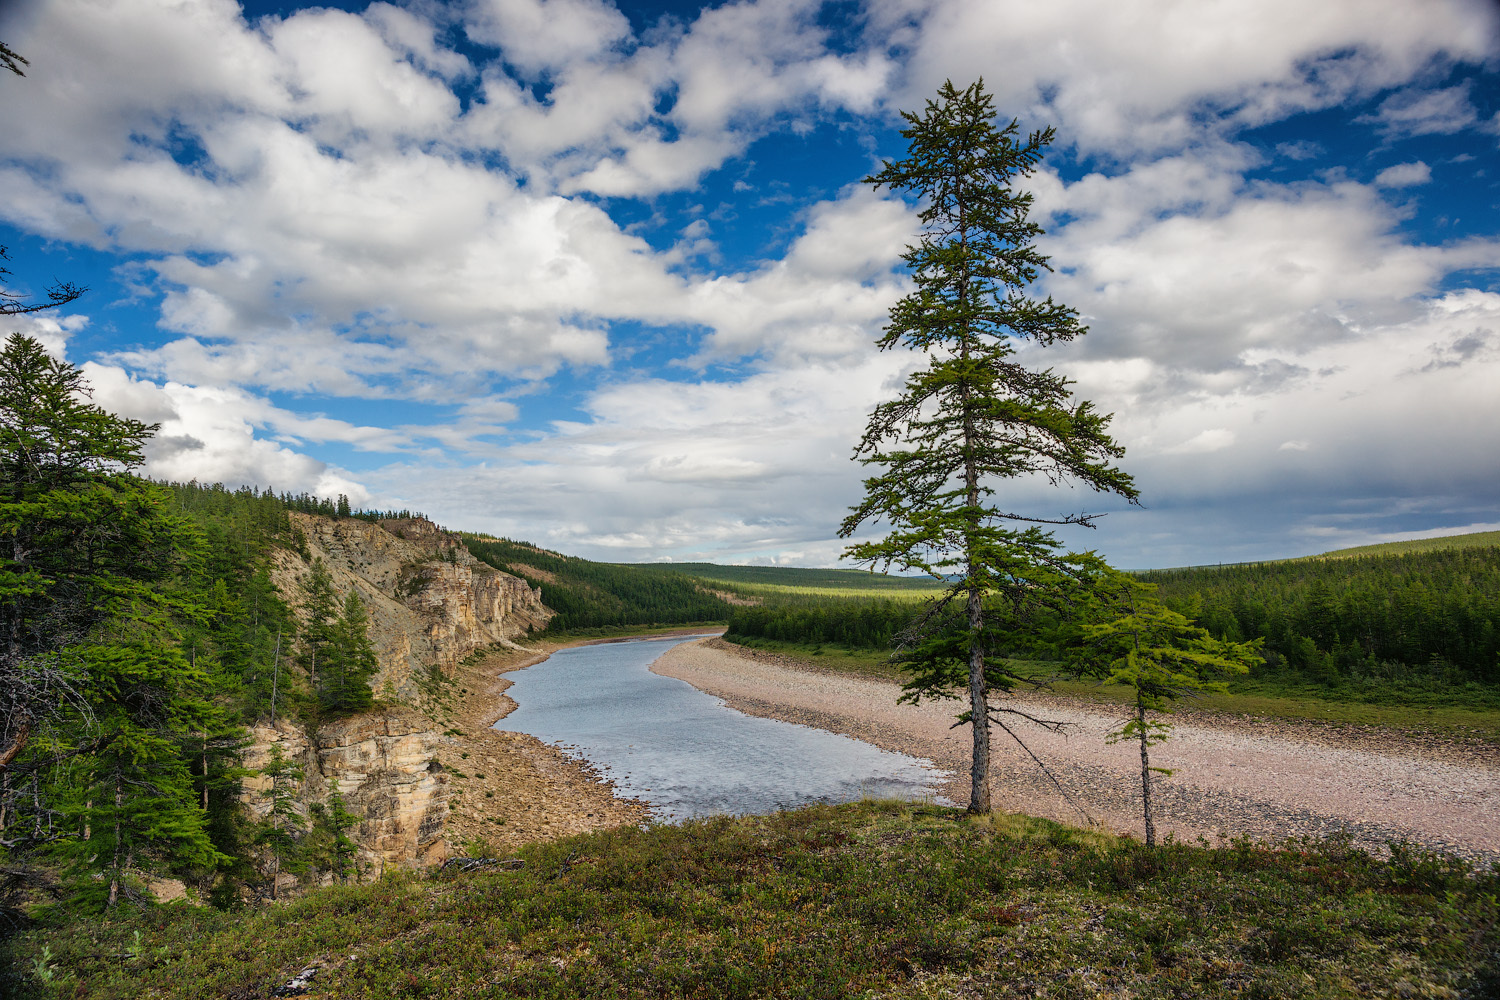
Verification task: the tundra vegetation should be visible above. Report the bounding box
[7,801,1499,998]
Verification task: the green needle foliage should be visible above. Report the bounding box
[1067,564,1262,846]
[840,80,1138,812]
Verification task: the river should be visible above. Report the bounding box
[493,634,950,821]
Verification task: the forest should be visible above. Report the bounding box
[462,536,743,632]
[1,332,403,921]
[720,539,1500,706]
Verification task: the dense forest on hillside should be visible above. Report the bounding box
[723,540,1500,703]
[2,334,394,923]
[462,536,740,632]
[1146,545,1500,686]
[726,598,925,649]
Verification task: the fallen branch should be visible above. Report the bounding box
[437,856,524,875]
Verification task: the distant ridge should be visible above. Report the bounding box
[624,562,944,591]
[1302,529,1500,561]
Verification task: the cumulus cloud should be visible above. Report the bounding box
[1362,82,1482,138]
[879,0,1499,154]
[1373,161,1432,187]
[3,0,1499,569]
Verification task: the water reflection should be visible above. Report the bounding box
[494,635,949,821]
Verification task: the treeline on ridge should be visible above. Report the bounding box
[462,536,740,632]
[723,542,1500,702]
[1146,545,1500,689]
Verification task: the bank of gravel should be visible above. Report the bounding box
[653,638,1500,866]
[431,644,648,855]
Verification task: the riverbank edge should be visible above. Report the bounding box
[434,629,729,853]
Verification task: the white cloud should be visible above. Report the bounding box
[1165,428,1235,455]
[1038,156,1500,377]
[1363,82,1481,138]
[879,0,1498,154]
[1373,161,1432,187]
[3,0,1499,570]
[81,361,372,500]
[366,352,913,560]
[464,0,632,78]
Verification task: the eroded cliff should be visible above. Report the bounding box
[269,513,550,701]
[242,514,552,871]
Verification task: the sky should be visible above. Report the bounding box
[1,0,1498,570]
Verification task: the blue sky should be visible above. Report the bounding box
[2,0,1498,568]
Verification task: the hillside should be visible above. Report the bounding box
[462,535,741,631]
[9,801,1497,999]
[640,562,947,593]
[1305,528,1500,561]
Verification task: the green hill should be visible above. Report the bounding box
[1304,529,1500,561]
[462,536,744,632]
[634,561,945,594]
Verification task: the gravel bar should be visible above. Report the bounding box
[653,638,1500,866]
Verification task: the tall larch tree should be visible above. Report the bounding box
[840,80,1139,813]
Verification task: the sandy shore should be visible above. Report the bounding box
[652,638,1500,864]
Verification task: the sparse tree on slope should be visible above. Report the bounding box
[840,80,1139,813]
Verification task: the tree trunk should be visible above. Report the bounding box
[270,629,282,725]
[967,584,990,812]
[955,174,990,814]
[0,721,29,770]
[108,771,122,907]
[1137,700,1156,848]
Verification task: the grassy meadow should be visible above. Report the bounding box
[8,800,1497,1000]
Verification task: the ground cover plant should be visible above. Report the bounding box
[6,800,1497,999]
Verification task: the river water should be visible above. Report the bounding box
[494,635,950,821]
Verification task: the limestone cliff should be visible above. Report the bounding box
[268,513,551,702]
[243,514,551,871]
[242,711,449,872]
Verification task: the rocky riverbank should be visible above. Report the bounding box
[652,638,1500,865]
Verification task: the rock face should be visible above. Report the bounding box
[243,514,551,869]
[268,513,551,702]
[242,711,450,870]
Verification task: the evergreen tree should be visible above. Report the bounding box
[839,81,1138,812]
[256,744,304,901]
[0,335,235,909]
[321,591,379,715]
[298,559,339,702]
[1066,564,1261,846]
[313,778,362,883]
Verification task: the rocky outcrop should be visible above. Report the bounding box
[244,514,551,869]
[243,710,449,871]
[268,513,551,703]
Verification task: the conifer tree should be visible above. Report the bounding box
[321,591,378,715]
[840,80,1138,812]
[298,559,338,700]
[257,743,304,901]
[1066,564,1261,845]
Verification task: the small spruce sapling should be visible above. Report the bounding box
[1066,562,1261,846]
[257,743,304,899]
